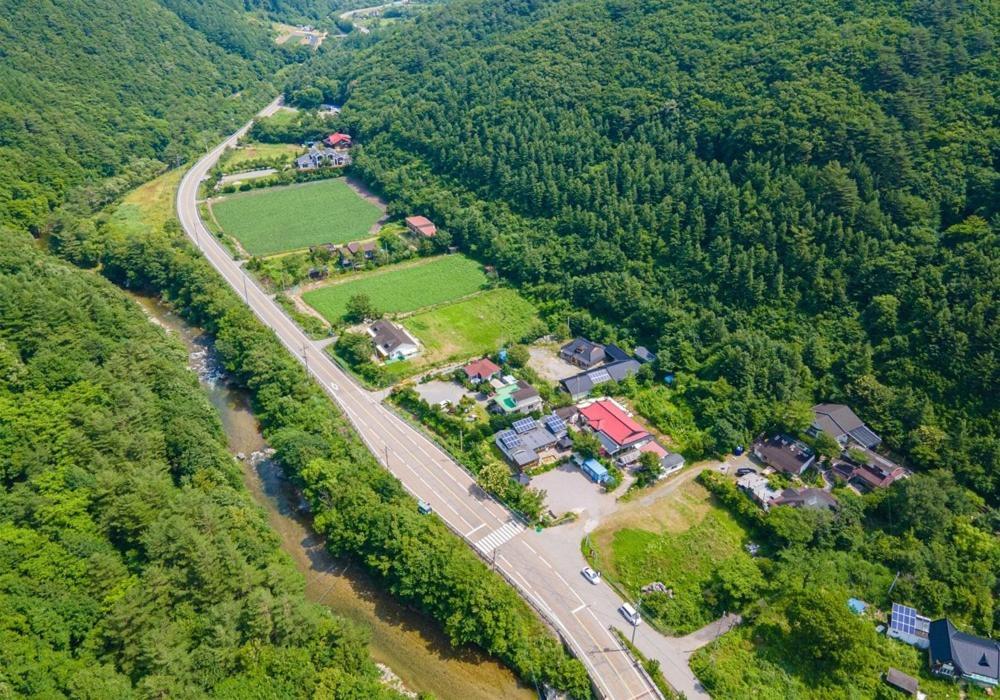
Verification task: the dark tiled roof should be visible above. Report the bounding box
[772,487,838,510]
[753,434,815,475]
[929,618,1000,682]
[604,344,631,363]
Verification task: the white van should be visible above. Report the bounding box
[619,603,642,626]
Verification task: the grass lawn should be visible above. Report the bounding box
[402,288,541,366]
[303,256,489,322]
[114,167,183,231]
[211,179,382,256]
[222,143,302,170]
[587,477,753,634]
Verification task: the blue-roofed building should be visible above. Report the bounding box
[848,598,868,615]
[574,454,609,484]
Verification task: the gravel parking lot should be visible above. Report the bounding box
[527,345,580,383]
[532,461,625,521]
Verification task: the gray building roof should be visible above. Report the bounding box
[560,337,605,367]
[494,414,568,467]
[772,487,838,510]
[604,344,631,363]
[370,320,416,355]
[753,434,815,475]
[929,618,1000,683]
[811,403,882,448]
[560,359,641,398]
[634,346,656,363]
[661,452,684,470]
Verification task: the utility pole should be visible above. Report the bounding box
[492,547,497,571]
[302,343,308,370]
[242,273,248,302]
[384,445,389,467]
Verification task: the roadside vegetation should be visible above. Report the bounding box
[212,178,383,255]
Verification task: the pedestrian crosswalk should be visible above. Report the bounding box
[474,521,524,553]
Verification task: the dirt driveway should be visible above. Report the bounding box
[527,344,580,383]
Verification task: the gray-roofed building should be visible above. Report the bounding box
[560,359,641,400]
[604,344,632,363]
[771,487,838,511]
[928,618,999,687]
[493,414,570,468]
[809,403,882,449]
[752,434,816,475]
[367,320,419,361]
[634,346,656,364]
[560,337,606,369]
[884,668,919,696]
[296,145,351,170]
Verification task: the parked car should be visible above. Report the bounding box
[581,567,601,585]
[619,602,642,626]
[417,500,433,515]
[735,467,756,477]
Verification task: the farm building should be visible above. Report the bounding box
[405,215,437,238]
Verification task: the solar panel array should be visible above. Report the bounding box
[588,369,612,385]
[544,415,567,434]
[891,603,918,634]
[512,417,537,434]
[498,431,522,450]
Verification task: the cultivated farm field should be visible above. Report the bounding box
[212,179,382,256]
[303,255,488,321]
[401,288,541,366]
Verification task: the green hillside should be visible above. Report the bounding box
[289,0,1000,503]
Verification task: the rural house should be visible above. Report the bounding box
[632,440,684,476]
[560,359,640,400]
[296,145,350,170]
[634,346,656,364]
[494,414,570,469]
[752,434,816,475]
[368,320,420,361]
[889,603,931,649]
[832,448,906,491]
[578,398,651,455]
[463,357,502,384]
[809,403,882,449]
[928,619,999,687]
[405,215,437,238]
[325,132,352,149]
[345,240,377,260]
[560,337,606,369]
[491,379,543,415]
[737,472,781,510]
[770,487,838,510]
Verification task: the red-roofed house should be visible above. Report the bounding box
[326,132,352,149]
[463,357,502,384]
[578,399,651,455]
[405,216,437,238]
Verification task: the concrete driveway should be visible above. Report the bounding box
[532,462,624,521]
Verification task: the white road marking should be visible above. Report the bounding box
[572,603,587,614]
[474,521,524,553]
[465,523,486,537]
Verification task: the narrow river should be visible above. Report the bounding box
[132,294,534,700]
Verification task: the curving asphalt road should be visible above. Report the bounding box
[177,97,710,700]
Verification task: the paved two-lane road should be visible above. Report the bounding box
[177,98,710,700]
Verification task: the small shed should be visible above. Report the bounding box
[884,668,918,696]
[576,456,609,484]
[847,598,868,615]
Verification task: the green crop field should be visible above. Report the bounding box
[303,255,488,321]
[212,179,382,256]
[402,289,541,366]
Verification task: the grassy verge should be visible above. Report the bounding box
[610,629,678,699]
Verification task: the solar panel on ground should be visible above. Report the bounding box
[512,417,537,434]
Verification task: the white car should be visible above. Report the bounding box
[619,602,642,626]
[581,567,601,585]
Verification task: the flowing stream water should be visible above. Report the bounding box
[131,294,534,700]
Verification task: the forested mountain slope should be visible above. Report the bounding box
[0,0,280,236]
[0,233,401,699]
[290,0,1000,502]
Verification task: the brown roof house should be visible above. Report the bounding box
[405,216,437,238]
[367,320,420,361]
[752,434,816,475]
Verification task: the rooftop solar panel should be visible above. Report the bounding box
[512,417,537,434]
[890,603,918,635]
[499,432,523,450]
[544,415,566,434]
[588,369,612,385]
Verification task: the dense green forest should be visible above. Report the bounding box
[288,0,1000,504]
[0,232,403,698]
[0,0,306,238]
